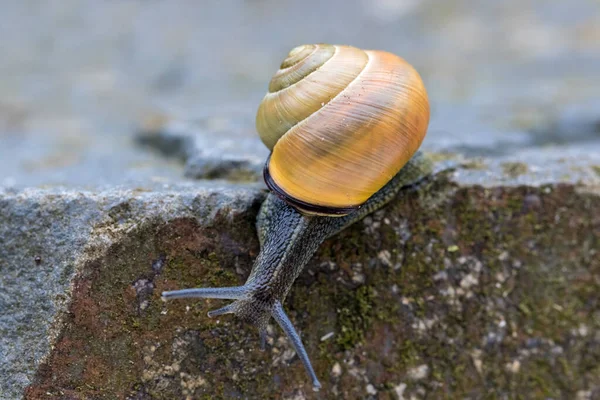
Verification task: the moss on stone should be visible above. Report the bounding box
[26,174,600,399]
[335,285,375,350]
[501,161,529,177]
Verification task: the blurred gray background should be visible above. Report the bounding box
[0,0,599,187]
[1,2,599,398]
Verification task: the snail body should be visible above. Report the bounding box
[163,44,432,389]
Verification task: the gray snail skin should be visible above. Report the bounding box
[162,44,431,389]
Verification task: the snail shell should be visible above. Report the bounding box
[256,44,429,216]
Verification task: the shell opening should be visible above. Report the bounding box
[263,156,359,217]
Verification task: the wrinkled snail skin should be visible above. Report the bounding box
[162,44,431,390]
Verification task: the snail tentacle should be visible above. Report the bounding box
[162,286,249,300]
[206,302,239,318]
[272,301,321,390]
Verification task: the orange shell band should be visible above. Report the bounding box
[263,155,360,216]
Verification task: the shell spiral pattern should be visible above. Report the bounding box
[256,44,430,215]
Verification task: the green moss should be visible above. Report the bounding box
[202,253,237,286]
[462,158,487,170]
[335,286,375,350]
[447,244,459,252]
[501,162,529,178]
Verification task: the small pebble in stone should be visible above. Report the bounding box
[394,383,407,399]
[407,364,429,380]
[471,350,483,374]
[433,270,448,281]
[460,273,478,289]
[282,349,295,362]
[366,384,377,395]
[331,362,342,377]
[523,194,542,211]
[576,390,593,400]
[352,272,366,284]
[152,254,166,273]
[505,359,520,373]
[577,324,589,337]
[378,250,392,267]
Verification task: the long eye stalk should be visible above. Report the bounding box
[272,301,322,389]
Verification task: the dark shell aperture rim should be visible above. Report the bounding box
[263,154,361,217]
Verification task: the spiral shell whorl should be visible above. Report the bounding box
[256,44,429,214]
[268,44,335,92]
[257,45,367,150]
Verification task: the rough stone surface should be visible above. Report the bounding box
[0,0,599,399]
[9,167,599,399]
[0,184,264,399]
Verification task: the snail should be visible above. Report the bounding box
[162,44,431,389]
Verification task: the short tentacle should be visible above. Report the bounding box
[207,302,238,318]
[162,286,249,300]
[272,301,321,390]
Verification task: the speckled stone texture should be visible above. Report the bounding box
[0,184,265,398]
[11,165,600,399]
[1,0,600,399]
